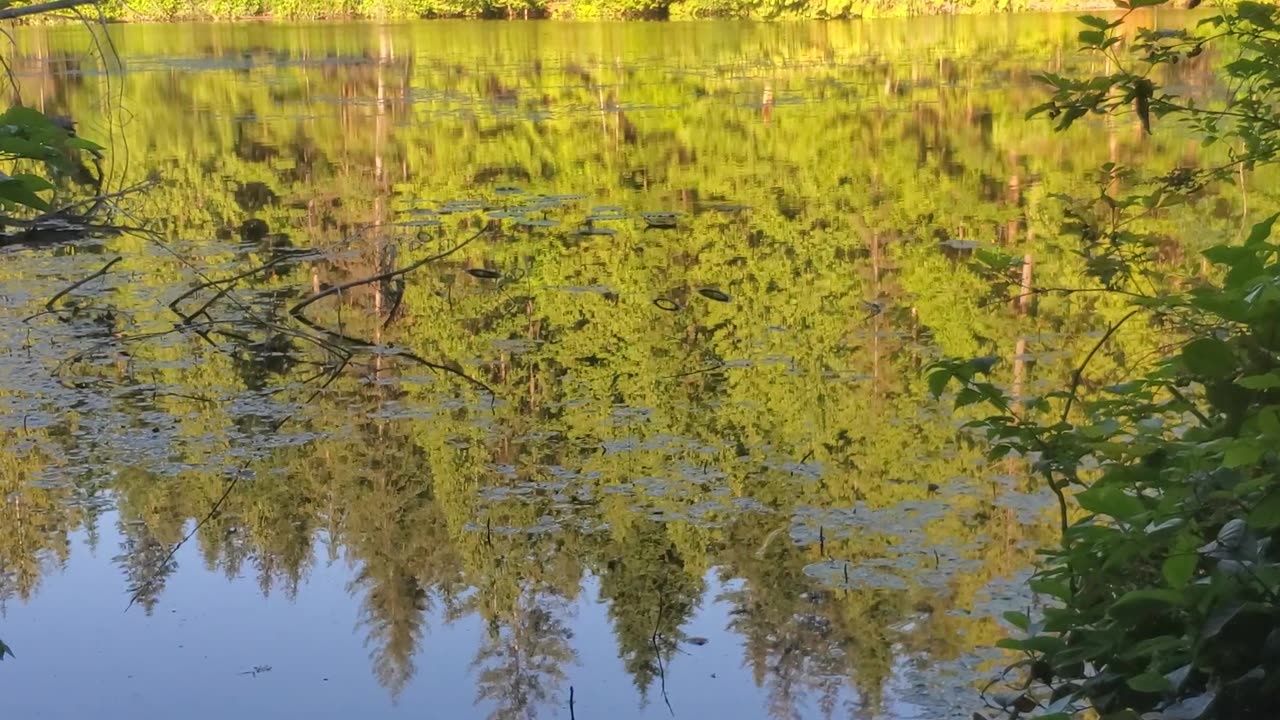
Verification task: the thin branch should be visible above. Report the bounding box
[43,256,120,312]
[167,254,293,321]
[290,310,496,402]
[651,599,675,717]
[126,357,349,611]
[0,0,95,20]
[1060,308,1144,425]
[290,224,492,317]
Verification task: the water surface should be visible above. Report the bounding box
[1,15,1265,720]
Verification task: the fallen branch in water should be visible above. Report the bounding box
[44,256,120,312]
[289,223,492,317]
[291,309,496,403]
[651,599,675,717]
[125,356,350,611]
[168,254,295,323]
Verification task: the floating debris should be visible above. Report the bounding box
[641,212,681,229]
[574,226,617,237]
[705,203,750,214]
[587,205,628,222]
[698,288,731,302]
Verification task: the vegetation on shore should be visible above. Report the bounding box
[933,1,1280,717]
[9,0,1181,22]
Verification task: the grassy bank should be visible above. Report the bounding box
[25,0,1184,21]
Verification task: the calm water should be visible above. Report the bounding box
[0,15,1266,720]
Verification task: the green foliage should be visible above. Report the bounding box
[932,3,1280,718]
[0,106,101,214]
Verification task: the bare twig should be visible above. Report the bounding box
[0,0,95,20]
[126,357,349,611]
[651,599,675,717]
[44,256,120,312]
[291,310,495,402]
[1060,309,1143,425]
[290,224,492,317]
[167,255,292,322]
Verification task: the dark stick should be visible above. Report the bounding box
[651,600,675,717]
[569,686,576,720]
[168,255,292,321]
[0,0,95,20]
[44,256,121,312]
[126,359,348,611]
[290,225,491,317]
[1061,308,1143,424]
[290,310,497,402]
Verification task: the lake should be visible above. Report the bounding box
[0,14,1263,720]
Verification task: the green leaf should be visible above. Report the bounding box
[1201,601,1270,643]
[1247,491,1280,530]
[68,136,105,153]
[1181,338,1234,379]
[1030,577,1072,601]
[1245,212,1279,246]
[927,370,950,399]
[1003,610,1030,631]
[1078,14,1117,30]
[996,637,1029,651]
[1127,670,1173,693]
[0,176,51,211]
[1237,373,1280,390]
[1259,408,1280,438]
[1077,484,1145,520]
[12,173,54,192]
[1163,546,1198,589]
[1224,440,1264,468]
[1079,29,1107,46]
[1121,634,1186,660]
[1107,589,1182,622]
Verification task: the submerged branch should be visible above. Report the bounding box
[289,223,492,317]
[44,256,121,312]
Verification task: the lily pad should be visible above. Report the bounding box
[466,268,503,280]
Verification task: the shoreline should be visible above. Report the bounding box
[16,0,1184,23]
